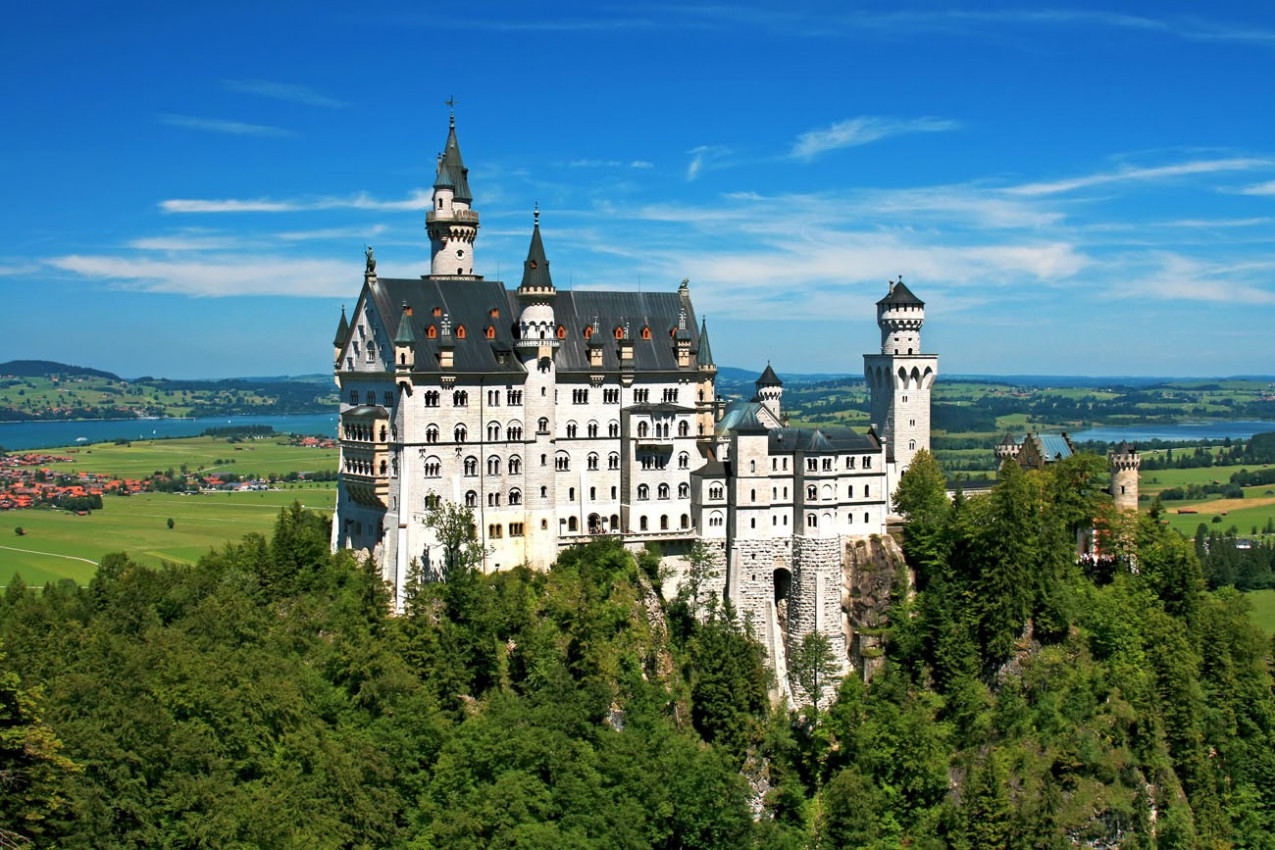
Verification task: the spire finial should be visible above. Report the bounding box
[444,95,457,128]
[534,202,540,228]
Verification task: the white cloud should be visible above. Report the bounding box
[157,114,294,138]
[570,159,656,169]
[1006,157,1269,196]
[222,79,348,108]
[1102,254,1275,304]
[47,255,353,297]
[129,235,248,251]
[1239,180,1275,196]
[791,116,958,160]
[277,224,389,241]
[160,190,432,214]
[686,145,732,181]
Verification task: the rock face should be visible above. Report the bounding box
[840,534,910,682]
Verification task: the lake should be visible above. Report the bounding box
[0,413,338,451]
[1070,420,1275,444]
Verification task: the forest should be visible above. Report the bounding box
[4,453,1275,847]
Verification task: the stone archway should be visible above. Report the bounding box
[773,567,792,644]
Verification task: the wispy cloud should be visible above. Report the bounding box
[129,234,248,251]
[160,191,432,214]
[277,224,388,241]
[791,116,959,160]
[48,255,352,298]
[686,145,732,181]
[1108,254,1275,304]
[1239,180,1275,196]
[157,114,294,138]
[1006,157,1269,196]
[222,79,348,108]
[569,159,655,169]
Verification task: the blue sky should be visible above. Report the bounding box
[4,1,1275,379]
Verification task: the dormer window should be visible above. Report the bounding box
[485,325,496,339]
[456,325,466,339]
[556,325,566,339]
[641,326,651,340]
[427,325,437,339]
[433,307,442,317]
[614,326,624,340]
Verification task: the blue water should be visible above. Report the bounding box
[1070,420,1275,444]
[0,413,338,451]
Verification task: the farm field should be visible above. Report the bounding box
[1243,589,1275,635]
[2,485,338,587]
[48,435,338,479]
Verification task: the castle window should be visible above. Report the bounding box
[456,325,466,339]
[488,523,502,538]
[506,423,523,441]
[908,440,916,450]
[572,388,588,404]
[366,391,375,405]
[453,390,468,406]
[423,456,441,478]
[349,391,357,405]
[487,456,501,476]
[807,458,817,472]
[611,487,617,499]
[568,517,578,532]
[709,485,723,500]
[641,326,651,340]
[608,453,620,470]
[508,455,522,474]
[426,425,439,443]
[588,421,598,437]
[678,452,689,469]
[587,453,599,470]
[750,489,756,503]
[658,484,669,500]
[509,489,522,505]
[590,486,596,500]
[661,515,669,530]
[864,512,870,524]
[864,457,872,469]
[465,490,477,508]
[583,325,592,340]
[808,514,817,528]
[750,518,755,529]
[487,493,500,507]
[638,422,649,438]
[384,391,393,407]
[681,514,690,529]
[464,456,478,476]
[678,421,689,437]
[604,389,620,404]
[846,456,855,470]
[541,486,547,498]
[557,325,567,339]
[865,486,870,497]
[487,422,501,441]
[640,516,648,531]
[709,511,724,527]
[433,307,442,317]
[848,485,854,499]
[609,421,619,437]
[569,487,575,500]
[454,424,467,442]
[509,522,524,537]
[750,460,756,473]
[507,389,523,406]
[902,395,908,403]
[678,483,689,499]
[555,452,571,471]
[538,418,550,434]
[485,325,496,339]
[425,390,439,407]
[614,326,624,340]
[611,513,620,528]
[638,484,649,500]
[807,485,817,500]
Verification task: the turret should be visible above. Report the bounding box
[514,207,559,359]
[695,317,718,440]
[1109,441,1141,511]
[755,363,783,425]
[332,306,349,369]
[427,112,480,277]
[877,276,925,355]
[393,302,415,373]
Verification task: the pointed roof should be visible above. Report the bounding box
[394,304,416,345]
[432,115,473,203]
[519,211,554,291]
[877,278,924,307]
[756,362,782,387]
[696,318,715,368]
[333,307,349,347]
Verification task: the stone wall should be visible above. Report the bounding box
[840,533,909,682]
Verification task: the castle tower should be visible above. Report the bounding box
[863,278,938,496]
[1109,441,1140,511]
[514,209,560,566]
[427,112,479,277]
[695,317,718,445]
[995,432,1021,463]
[755,363,783,427]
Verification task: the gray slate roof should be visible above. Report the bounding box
[769,426,879,455]
[696,318,715,368]
[519,223,554,291]
[433,120,473,203]
[878,279,924,307]
[334,307,349,347]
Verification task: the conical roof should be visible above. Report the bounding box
[696,318,715,367]
[333,307,349,347]
[432,117,473,203]
[877,279,924,307]
[519,215,554,291]
[394,304,416,345]
[756,362,782,387]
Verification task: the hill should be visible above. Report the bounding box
[0,359,121,380]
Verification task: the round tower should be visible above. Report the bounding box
[427,112,479,277]
[755,363,783,425]
[1109,442,1140,511]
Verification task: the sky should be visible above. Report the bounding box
[3,1,1275,380]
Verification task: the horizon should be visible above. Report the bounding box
[3,2,1274,379]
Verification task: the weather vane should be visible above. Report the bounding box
[444,95,457,109]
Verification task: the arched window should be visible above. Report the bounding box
[909,439,917,451]
[425,425,439,444]
[641,326,651,340]
[611,513,620,530]
[541,486,548,498]
[608,421,619,437]
[587,453,599,471]
[660,515,669,530]
[423,456,441,478]
[807,485,817,500]
[608,453,620,470]
[427,325,437,339]
[614,325,624,340]
[487,456,500,476]
[485,325,495,339]
[508,455,522,474]
[557,325,567,339]
[454,424,467,443]
[709,511,724,527]
[587,421,598,438]
[638,421,649,438]
[453,390,468,406]
[509,489,522,505]
[566,422,578,438]
[807,514,817,528]
[538,417,550,434]
[424,390,439,407]
[555,452,570,471]
[709,484,723,500]
[750,459,756,472]
[678,483,689,499]
[640,516,649,531]
[487,422,501,441]
[456,325,466,339]
[678,452,689,469]
[506,423,523,441]
[465,490,477,508]
[678,421,689,437]
[680,514,689,529]
[583,325,593,340]
[637,484,650,500]
[464,456,478,476]
[568,516,578,532]
[658,483,670,500]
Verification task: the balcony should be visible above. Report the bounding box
[426,209,480,224]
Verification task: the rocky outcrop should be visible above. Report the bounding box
[840,534,910,682]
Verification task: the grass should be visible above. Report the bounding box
[51,435,337,479]
[1243,589,1275,635]
[2,485,337,587]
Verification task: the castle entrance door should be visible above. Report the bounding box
[588,513,604,534]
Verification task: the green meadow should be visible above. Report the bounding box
[2,436,339,588]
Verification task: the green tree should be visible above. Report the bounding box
[425,498,488,579]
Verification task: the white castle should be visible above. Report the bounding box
[331,115,937,681]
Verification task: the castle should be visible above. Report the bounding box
[331,115,937,685]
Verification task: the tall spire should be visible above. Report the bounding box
[696,317,715,368]
[519,206,555,293]
[333,306,349,347]
[427,109,479,277]
[433,116,472,203]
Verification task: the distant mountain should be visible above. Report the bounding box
[0,360,121,380]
